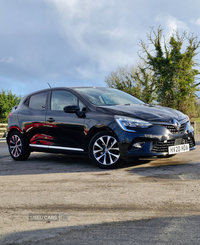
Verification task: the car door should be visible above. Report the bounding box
[45,89,87,152]
[19,91,48,147]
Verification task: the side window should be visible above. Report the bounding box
[51,90,78,111]
[79,100,86,111]
[29,92,47,110]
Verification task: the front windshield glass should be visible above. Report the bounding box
[74,87,144,106]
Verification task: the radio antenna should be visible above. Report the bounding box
[47,82,51,88]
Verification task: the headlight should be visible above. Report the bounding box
[115,115,153,132]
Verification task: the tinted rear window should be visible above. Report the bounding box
[29,92,48,110]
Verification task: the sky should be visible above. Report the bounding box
[0,0,200,96]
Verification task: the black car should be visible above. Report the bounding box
[6,87,195,168]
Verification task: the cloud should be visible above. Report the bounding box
[47,0,114,20]
[0,57,15,63]
[0,0,200,96]
[191,18,200,26]
[45,0,139,76]
[0,0,151,96]
[166,16,187,33]
[155,15,188,37]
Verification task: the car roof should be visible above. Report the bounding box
[19,86,109,110]
[24,86,107,96]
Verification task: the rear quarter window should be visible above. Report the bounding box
[28,92,48,110]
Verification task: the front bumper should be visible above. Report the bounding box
[116,121,195,159]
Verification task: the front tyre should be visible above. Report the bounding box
[89,131,123,169]
[8,131,30,161]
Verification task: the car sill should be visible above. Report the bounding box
[29,144,84,152]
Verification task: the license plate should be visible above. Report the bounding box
[168,144,189,155]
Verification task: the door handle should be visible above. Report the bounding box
[47,117,55,123]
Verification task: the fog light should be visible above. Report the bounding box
[133,142,145,149]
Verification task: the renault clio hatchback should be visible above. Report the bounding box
[7,87,195,168]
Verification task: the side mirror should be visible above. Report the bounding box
[63,105,80,113]
[63,105,86,118]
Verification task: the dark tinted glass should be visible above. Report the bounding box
[29,92,47,110]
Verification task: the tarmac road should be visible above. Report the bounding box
[0,135,200,244]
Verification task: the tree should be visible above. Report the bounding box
[105,64,157,104]
[139,27,200,116]
[0,90,21,123]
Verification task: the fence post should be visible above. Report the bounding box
[0,123,8,138]
[191,121,196,134]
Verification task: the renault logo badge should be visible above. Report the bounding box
[173,119,181,131]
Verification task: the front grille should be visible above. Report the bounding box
[151,140,175,153]
[164,122,187,134]
[182,138,195,148]
[151,137,195,153]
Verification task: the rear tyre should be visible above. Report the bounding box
[8,131,30,161]
[88,131,123,169]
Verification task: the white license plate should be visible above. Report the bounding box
[168,144,189,155]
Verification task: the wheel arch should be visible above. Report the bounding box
[85,125,119,152]
[7,127,26,144]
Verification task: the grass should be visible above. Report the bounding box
[191,118,200,122]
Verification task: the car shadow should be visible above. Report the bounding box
[1,215,200,244]
[0,151,151,176]
[1,149,200,177]
[0,152,101,176]
[0,134,200,176]
[127,160,200,180]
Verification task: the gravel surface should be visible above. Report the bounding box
[0,135,200,244]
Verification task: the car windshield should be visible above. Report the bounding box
[74,87,144,106]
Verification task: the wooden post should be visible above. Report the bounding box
[0,123,8,138]
[191,121,196,134]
